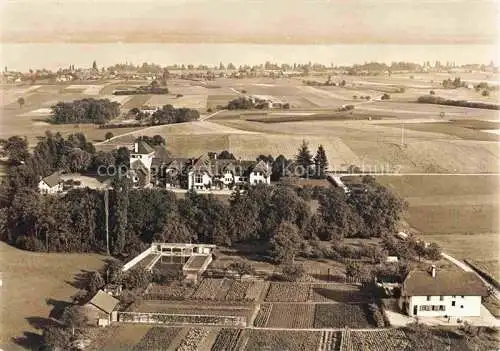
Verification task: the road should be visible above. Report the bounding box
[442,252,500,301]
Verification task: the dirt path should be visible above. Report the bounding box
[441,252,500,305]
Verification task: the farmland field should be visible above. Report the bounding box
[264,303,315,328]
[308,284,370,303]
[0,242,106,350]
[313,304,375,328]
[93,325,151,351]
[211,328,243,351]
[377,175,499,263]
[132,327,181,351]
[348,329,410,351]
[265,282,310,302]
[243,330,321,351]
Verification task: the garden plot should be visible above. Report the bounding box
[265,303,315,329]
[253,304,272,327]
[349,329,410,351]
[243,330,321,351]
[211,328,243,351]
[132,327,181,351]
[265,282,310,302]
[313,304,375,328]
[145,281,196,300]
[318,331,342,351]
[309,284,371,303]
[225,280,251,301]
[176,327,209,351]
[245,281,268,301]
[215,279,234,300]
[192,278,226,300]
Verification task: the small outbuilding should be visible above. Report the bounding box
[38,173,63,194]
[84,290,120,327]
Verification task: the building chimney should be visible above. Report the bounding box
[134,142,139,153]
[431,265,436,278]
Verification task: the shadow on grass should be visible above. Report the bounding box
[65,269,93,290]
[11,331,44,350]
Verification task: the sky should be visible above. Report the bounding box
[1,0,499,44]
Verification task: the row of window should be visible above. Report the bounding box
[426,295,465,301]
[420,305,446,311]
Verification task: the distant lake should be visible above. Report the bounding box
[0,43,497,71]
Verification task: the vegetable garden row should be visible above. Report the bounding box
[128,326,419,351]
[144,278,267,302]
[254,303,380,328]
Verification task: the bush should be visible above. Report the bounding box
[368,303,386,327]
[482,90,490,96]
[207,107,213,113]
[429,90,436,95]
[381,93,391,100]
[105,132,114,140]
[280,263,306,282]
[16,236,45,251]
[123,268,151,290]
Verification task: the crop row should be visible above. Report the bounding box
[265,283,309,302]
[348,330,410,351]
[192,279,225,299]
[318,331,342,351]
[264,282,370,303]
[314,304,374,328]
[244,330,321,351]
[265,303,315,329]
[132,327,181,351]
[211,328,242,351]
[176,328,209,351]
[253,304,272,327]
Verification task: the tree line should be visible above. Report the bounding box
[0,133,406,263]
[417,95,499,110]
[50,98,121,124]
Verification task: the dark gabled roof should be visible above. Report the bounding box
[41,173,62,187]
[153,146,170,162]
[252,160,272,176]
[133,140,155,155]
[88,290,119,314]
[403,270,488,297]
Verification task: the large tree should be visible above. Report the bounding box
[0,136,29,165]
[295,140,313,176]
[111,176,129,255]
[156,214,194,243]
[269,221,302,263]
[313,145,329,178]
[17,97,25,109]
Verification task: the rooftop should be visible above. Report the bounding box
[41,173,62,187]
[133,140,155,155]
[88,290,120,314]
[403,269,488,297]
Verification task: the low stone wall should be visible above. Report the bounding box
[122,247,153,272]
[117,311,246,327]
